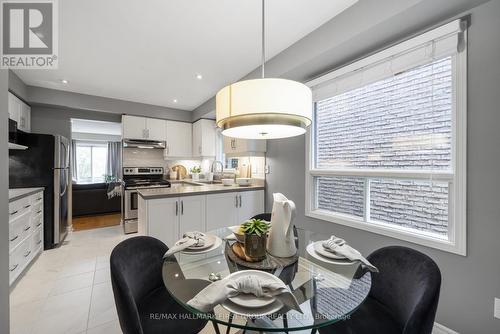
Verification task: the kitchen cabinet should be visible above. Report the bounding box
[224,137,266,156]
[206,190,265,230]
[206,192,238,231]
[164,120,192,158]
[139,194,205,247]
[8,92,31,132]
[9,190,44,285]
[192,119,216,157]
[122,115,166,141]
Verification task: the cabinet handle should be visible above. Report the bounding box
[10,235,19,242]
[24,204,31,209]
[36,197,42,201]
[175,201,178,216]
[37,239,42,245]
[146,129,150,138]
[181,200,184,215]
[235,195,238,208]
[36,210,42,214]
[239,195,242,208]
[24,250,31,258]
[24,226,31,232]
[36,222,42,227]
[198,146,202,155]
[9,264,18,272]
[10,210,18,216]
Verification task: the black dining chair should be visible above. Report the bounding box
[110,236,208,334]
[319,246,441,334]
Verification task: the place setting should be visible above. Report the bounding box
[163,231,223,257]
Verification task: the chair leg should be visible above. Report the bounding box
[282,313,289,334]
[225,313,234,334]
[211,320,221,334]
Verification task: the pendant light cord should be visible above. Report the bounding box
[261,0,265,78]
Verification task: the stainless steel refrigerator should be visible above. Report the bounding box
[9,133,70,249]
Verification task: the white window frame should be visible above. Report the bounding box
[75,141,108,184]
[305,20,467,255]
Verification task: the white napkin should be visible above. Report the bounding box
[164,231,206,257]
[322,236,379,272]
[187,274,302,313]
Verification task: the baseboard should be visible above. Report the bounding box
[433,322,459,334]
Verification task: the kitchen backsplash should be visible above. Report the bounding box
[122,148,265,179]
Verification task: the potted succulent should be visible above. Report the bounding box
[190,166,201,181]
[241,218,270,261]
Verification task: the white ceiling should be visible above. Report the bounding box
[71,119,122,135]
[15,0,357,111]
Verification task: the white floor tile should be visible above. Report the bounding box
[93,268,110,285]
[33,287,92,334]
[87,282,118,329]
[49,272,95,296]
[10,299,45,334]
[86,320,122,334]
[57,259,96,279]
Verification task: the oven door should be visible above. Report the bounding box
[124,189,139,220]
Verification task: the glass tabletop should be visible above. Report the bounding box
[162,227,371,332]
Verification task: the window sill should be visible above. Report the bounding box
[306,209,466,256]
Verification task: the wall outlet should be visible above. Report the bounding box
[265,164,270,174]
[494,298,500,319]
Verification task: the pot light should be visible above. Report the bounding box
[196,74,203,80]
[173,99,178,103]
[61,79,68,84]
[215,0,311,140]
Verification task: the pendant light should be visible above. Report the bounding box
[215,0,312,139]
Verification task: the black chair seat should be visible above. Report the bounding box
[137,287,207,334]
[320,297,402,334]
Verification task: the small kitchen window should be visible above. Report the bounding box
[75,142,108,184]
[306,19,467,255]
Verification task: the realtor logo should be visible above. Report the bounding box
[1,0,58,68]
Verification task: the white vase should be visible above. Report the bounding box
[192,173,200,181]
[267,193,297,257]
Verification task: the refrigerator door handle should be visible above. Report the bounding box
[60,169,68,197]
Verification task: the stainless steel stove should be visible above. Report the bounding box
[122,167,170,234]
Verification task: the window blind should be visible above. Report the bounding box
[310,19,467,101]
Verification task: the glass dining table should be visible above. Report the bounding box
[162,227,372,333]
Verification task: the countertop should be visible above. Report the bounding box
[9,187,44,202]
[138,180,265,200]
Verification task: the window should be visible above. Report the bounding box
[306,20,467,255]
[75,143,108,183]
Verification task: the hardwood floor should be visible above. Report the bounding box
[72,213,121,231]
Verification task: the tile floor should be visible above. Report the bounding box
[9,225,237,334]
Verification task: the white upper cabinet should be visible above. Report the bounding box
[224,137,266,156]
[164,120,192,158]
[8,92,31,133]
[122,115,147,139]
[122,115,166,141]
[145,118,166,141]
[192,119,216,157]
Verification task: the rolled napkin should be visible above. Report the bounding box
[322,236,379,272]
[163,231,206,257]
[187,274,302,313]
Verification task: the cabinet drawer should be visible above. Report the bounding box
[31,192,43,204]
[31,201,43,217]
[9,212,30,251]
[31,226,43,255]
[9,238,30,284]
[31,212,43,230]
[9,196,32,222]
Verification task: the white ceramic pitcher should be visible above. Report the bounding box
[267,193,297,257]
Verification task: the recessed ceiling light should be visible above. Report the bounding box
[196,74,203,80]
[173,99,178,103]
[61,79,68,84]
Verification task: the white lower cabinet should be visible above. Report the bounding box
[9,190,44,286]
[140,190,264,247]
[140,195,206,248]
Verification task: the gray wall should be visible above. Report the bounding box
[265,1,500,332]
[0,70,10,333]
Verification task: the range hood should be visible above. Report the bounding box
[122,139,166,149]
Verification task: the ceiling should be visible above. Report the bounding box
[15,0,357,111]
[71,119,122,135]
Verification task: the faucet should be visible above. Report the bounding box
[211,160,224,180]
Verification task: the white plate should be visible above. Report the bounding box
[180,236,222,254]
[179,234,216,251]
[221,299,284,318]
[312,241,347,260]
[226,271,280,308]
[306,243,357,265]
